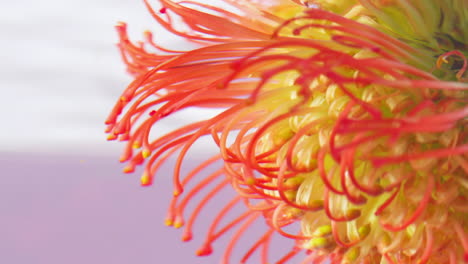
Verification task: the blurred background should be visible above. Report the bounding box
[0,0,233,263]
[1,0,163,154]
[0,0,303,263]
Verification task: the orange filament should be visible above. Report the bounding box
[222,212,261,264]
[108,1,468,263]
[240,229,274,263]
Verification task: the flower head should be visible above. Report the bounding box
[106,0,468,263]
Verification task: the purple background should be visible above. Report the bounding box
[1,0,304,262]
[0,152,229,263]
[0,152,304,263]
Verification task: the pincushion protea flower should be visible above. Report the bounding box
[106,0,468,263]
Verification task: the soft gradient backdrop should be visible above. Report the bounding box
[1,0,221,263]
[0,0,303,263]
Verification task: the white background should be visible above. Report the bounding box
[0,1,304,263]
[0,0,199,154]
